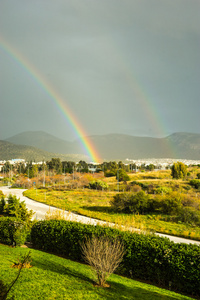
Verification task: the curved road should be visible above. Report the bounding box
[1,186,200,246]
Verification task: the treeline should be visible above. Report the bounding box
[1,158,162,178]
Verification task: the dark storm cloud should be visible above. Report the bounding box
[0,0,199,140]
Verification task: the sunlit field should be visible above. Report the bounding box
[24,168,200,240]
[0,243,193,300]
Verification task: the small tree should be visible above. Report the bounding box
[116,169,130,182]
[4,194,34,223]
[80,236,125,287]
[171,162,187,179]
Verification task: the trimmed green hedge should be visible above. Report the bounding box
[31,220,200,297]
[0,217,28,246]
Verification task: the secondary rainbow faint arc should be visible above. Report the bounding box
[0,38,101,163]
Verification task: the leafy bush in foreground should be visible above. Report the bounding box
[0,217,29,246]
[1,194,34,224]
[31,219,200,297]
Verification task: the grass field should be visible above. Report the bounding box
[24,186,200,240]
[0,243,193,300]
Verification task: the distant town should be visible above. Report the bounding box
[1,157,200,174]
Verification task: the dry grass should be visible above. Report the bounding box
[24,168,200,240]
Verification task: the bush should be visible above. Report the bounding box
[110,191,152,214]
[189,179,200,189]
[171,162,187,179]
[130,181,149,190]
[154,186,172,195]
[116,169,130,182]
[89,180,108,190]
[80,236,125,286]
[128,191,151,214]
[31,220,118,260]
[0,217,29,246]
[110,193,132,213]
[159,192,183,215]
[104,170,116,177]
[0,196,6,214]
[31,220,200,296]
[3,194,34,223]
[177,207,200,226]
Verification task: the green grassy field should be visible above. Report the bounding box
[0,243,193,300]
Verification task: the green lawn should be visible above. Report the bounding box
[0,244,193,300]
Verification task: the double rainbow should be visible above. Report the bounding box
[0,37,101,163]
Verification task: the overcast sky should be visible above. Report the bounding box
[0,0,199,141]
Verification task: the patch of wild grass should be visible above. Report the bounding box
[24,188,200,240]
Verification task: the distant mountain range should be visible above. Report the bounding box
[0,139,88,162]
[1,131,200,161]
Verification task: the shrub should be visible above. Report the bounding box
[31,220,200,296]
[116,169,130,182]
[80,236,125,286]
[128,191,151,214]
[130,181,149,190]
[0,217,29,246]
[129,184,142,193]
[177,207,200,226]
[189,179,200,189]
[89,180,108,190]
[171,162,187,179]
[0,196,6,214]
[154,186,172,195]
[159,192,183,215]
[110,193,131,213]
[104,170,116,177]
[3,194,34,223]
[110,191,152,214]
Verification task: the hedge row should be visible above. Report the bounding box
[0,217,28,246]
[31,220,200,296]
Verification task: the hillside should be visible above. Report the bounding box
[166,132,200,159]
[76,132,200,160]
[3,131,200,161]
[5,131,72,154]
[0,140,88,162]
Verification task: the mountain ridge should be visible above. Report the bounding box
[0,140,88,162]
[2,131,200,161]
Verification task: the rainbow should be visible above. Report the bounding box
[0,37,101,163]
[105,39,175,157]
